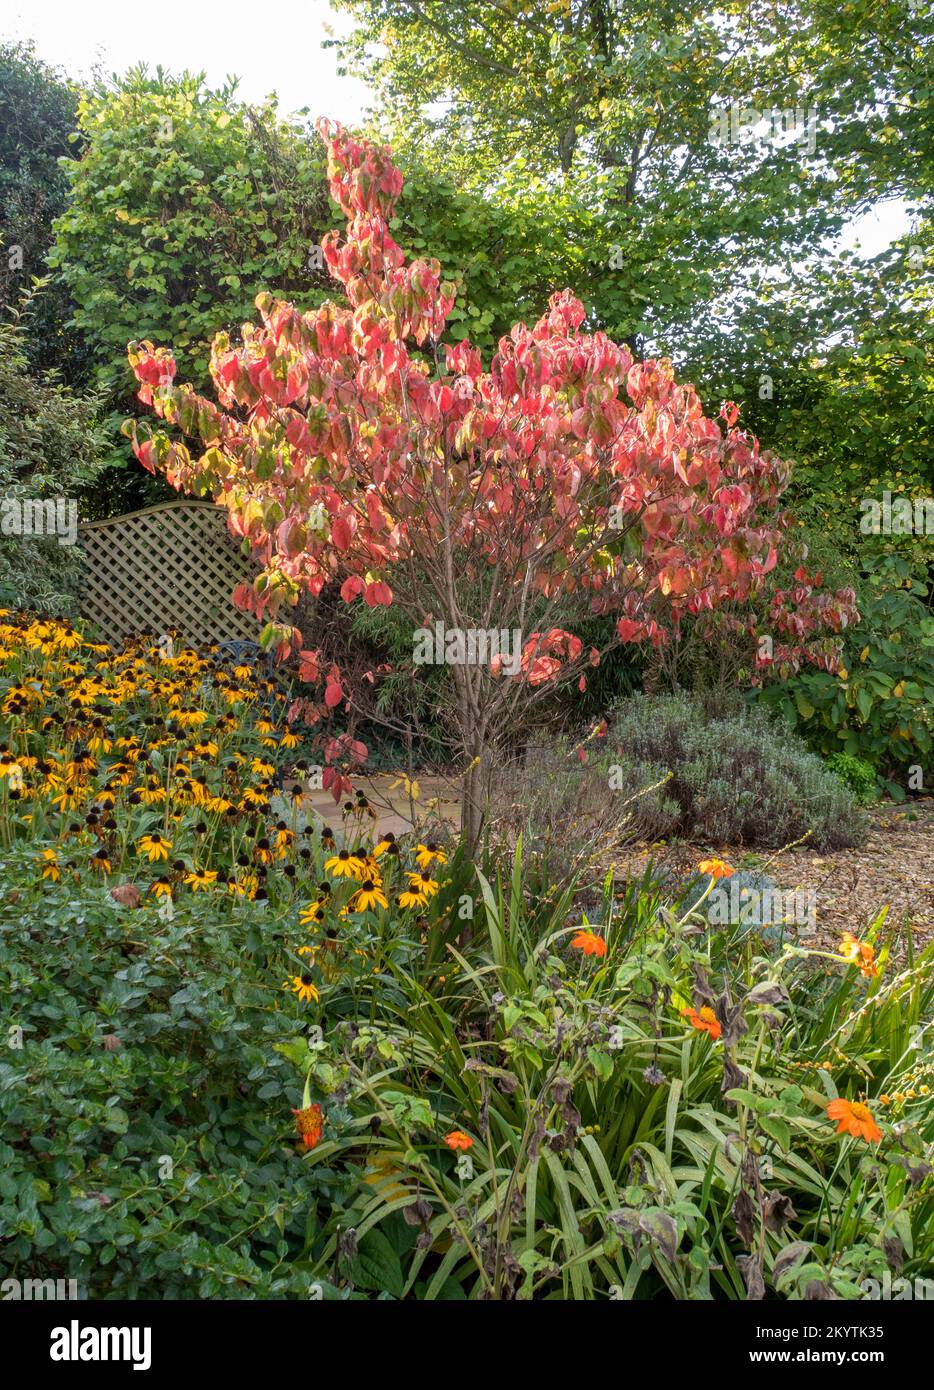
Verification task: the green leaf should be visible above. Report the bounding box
[347,1229,406,1298]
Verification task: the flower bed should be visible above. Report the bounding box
[1,612,932,1300]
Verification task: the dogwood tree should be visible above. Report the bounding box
[127,120,798,846]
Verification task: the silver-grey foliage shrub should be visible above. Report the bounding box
[602,693,864,850]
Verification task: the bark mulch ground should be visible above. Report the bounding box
[610,798,934,952]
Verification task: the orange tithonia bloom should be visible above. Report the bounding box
[826,1098,883,1144]
[570,929,607,958]
[444,1130,474,1152]
[839,932,879,978]
[682,1005,722,1040]
[697,857,735,879]
[293,1103,324,1150]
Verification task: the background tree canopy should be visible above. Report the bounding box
[0,41,84,380]
[329,0,933,349]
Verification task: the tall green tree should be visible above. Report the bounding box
[330,0,933,355]
[51,67,342,506]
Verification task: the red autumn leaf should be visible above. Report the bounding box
[298,649,320,683]
[364,580,393,607]
[340,575,365,603]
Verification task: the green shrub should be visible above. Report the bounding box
[0,41,85,381]
[602,693,865,850]
[756,553,934,798]
[51,69,332,400]
[0,510,87,617]
[0,873,339,1298]
[0,291,107,613]
[826,752,878,805]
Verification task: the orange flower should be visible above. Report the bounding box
[570,929,607,958]
[839,932,879,978]
[697,857,735,879]
[682,1005,722,1040]
[826,1098,882,1144]
[444,1130,474,1152]
[292,1103,324,1150]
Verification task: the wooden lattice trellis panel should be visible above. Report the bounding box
[78,500,259,648]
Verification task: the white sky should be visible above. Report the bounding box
[2,0,373,122]
[3,0,912,256]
